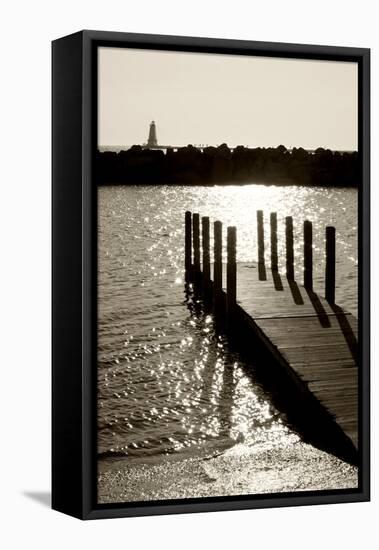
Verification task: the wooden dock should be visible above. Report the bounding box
[184,210,358,461]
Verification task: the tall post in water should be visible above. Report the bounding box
[185,211,192,282]
[193,213,200,282]
[285,216,294,280]
[257,210,266,280]
[325,226,336,304]
[213,221,223,311]
[202,216,210,290]
[304,220,313,290]
[227,226,237,327]
[270,212,278,272]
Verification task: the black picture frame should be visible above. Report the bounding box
[52,30,370,520]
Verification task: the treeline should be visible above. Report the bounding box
[96,144,359,187]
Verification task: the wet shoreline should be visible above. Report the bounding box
[98,441,358,504]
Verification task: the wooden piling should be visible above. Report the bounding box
[270,212,278,272]
[213,221,223,307]
[185,211,192,282]
[257,210,264,265]
[202,216,210,288]
[325,226,336,303]
[304,220,313,290]
[285,216,294,280]
[257,210,267,280]
[193,213,200,279]
[227,226,237,321]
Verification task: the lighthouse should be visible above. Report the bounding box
[147,120,158,148]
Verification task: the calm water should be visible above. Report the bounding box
[97,184,357,460]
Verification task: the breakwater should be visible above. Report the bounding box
[96,144,359,187]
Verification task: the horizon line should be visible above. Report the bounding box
[98,143,358,153]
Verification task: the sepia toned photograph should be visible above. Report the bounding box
[95,46,360,505]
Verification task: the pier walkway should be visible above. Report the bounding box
[220,264,358,449]
[185,211,358,457]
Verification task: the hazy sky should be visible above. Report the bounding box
[98,47,358,150]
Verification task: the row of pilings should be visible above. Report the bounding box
[184,209,337,326]
[185,211,237,330]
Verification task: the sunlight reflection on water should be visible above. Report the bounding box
[97,184,357,458]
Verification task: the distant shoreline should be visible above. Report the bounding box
[98,145,358,155]
[96,144,359,188]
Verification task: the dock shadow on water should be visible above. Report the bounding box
[176,281,304,456]
[184,284,237,445]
